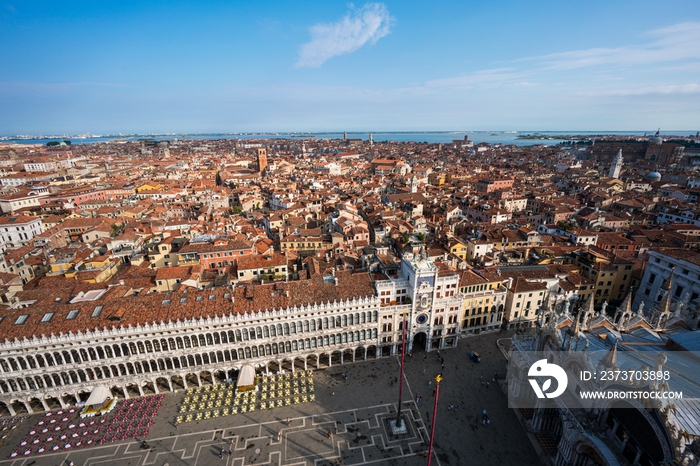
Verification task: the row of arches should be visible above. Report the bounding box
[0,330,379,394]
[0,319,379,373]
[0,347,381,416]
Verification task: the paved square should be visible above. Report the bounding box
[0,331,541,466]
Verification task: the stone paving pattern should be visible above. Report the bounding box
[0,331,541,466]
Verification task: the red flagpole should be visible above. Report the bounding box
[427,374,442,466]
[395,313,407,428]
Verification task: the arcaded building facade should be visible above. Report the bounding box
[0,253,463,416]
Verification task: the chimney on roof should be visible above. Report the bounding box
[334,277,338,286]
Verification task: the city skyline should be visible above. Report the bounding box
[1,0,699,134]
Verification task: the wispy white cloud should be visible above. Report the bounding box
[295,3,394,68]
[526,21,700,70]
[579,83,700,97]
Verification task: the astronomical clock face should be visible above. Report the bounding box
[416,314,428,325]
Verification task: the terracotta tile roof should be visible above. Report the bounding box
[0,271,375,342]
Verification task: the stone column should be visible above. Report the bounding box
[340,353,344,365]
[609,419,619,442]
[597,409,609,427]
[122,386,129,399]
[620,436,629,453]
[633,448,642,465]
[40,398,50,412]
[6,403,16,416]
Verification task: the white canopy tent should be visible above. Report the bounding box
[85,386,111,408]
[236,364,256,390]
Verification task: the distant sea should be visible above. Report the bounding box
[2,131,695,147]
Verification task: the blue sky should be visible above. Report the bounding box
[1,1,699,134]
